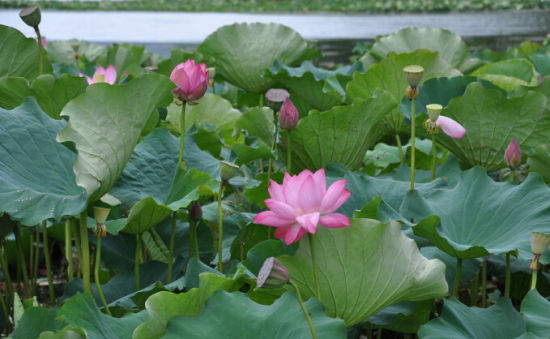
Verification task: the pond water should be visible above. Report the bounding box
[1,9,548,65]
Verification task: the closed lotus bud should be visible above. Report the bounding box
[403,65,424,87]
[19,5,41,28]
[190,201,202,223]
[504,139,521,170]
[279,98,299,131]
[220,160,240,181]
[406,86,420,101]
[170,59,209,104]
[93,206,110,237]
[256,257,289,289]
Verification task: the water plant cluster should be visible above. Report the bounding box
[1,5,550,338]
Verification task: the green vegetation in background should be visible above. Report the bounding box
[0,0,549,12]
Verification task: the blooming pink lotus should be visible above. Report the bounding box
[424,116,466,139]
[170,59,209,104]
[253,169,351,245]
[79,65,117,85]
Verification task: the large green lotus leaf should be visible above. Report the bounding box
[514,78,550,110]
[472,58,537,92]
[520,290,550,338]
[346,50,462,103]
[370,27,471,70]
[0,98,86,226]
[278,218,448,326]
[403,167,550,262]
[110,128,218,235]
[266,60,362,111]
[57,74,174,202]
[0,77,31,109]
[163,291,346,339]
[434,82,549,170]
[30,74,88,119]
[11,307,60,339]
[381,156,462,187]
[528,143,550,184]
[364,300,433,334]
[133,271,245,338]
[38,325,87,339]
[283,91,397,171]
[0,24,52,79]
[96,43,146,77]
[46,40,107,65]
[529,53,550,75]
[197,23,309,93]
[234,106,275,146]
[57,293,147,339]
[166,94,241,144]
[418,297,525,339]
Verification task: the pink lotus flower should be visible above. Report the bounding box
[279,98,299,131]
[504,138,521,169]
[253,169,351,245]
[170,59,209,104]
[424,116,466,139]
[79,65,117,85]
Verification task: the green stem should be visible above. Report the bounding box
[431,134,437,181]
[396,134,404,163]
[0,288,8,329]
[65,220,74,281]
[259,93,264,108]
[29,230,34,294]
[32,226,39,294]
[531,268,538,290]
[481,257,487,307]
[94,235,111,316]
[470,273,479,306]
[189,219,199,258]
[410,96,416,191]
[0,242,14,306]
[291,281,317,339]
[34,26,43,75]
[452,257,462,297]
[167,211,177,284]
[510,169,515,183]
[286,130,292,174]
[259,159,264,174]
[135,233,141,291]
[42,221,55,304]
[178,102,186,170]
[71,219,82,278]
[377,329,382,339]
[505,252,511,298]
[217,184,224,273]
[79,211,91,293]
[308,234,321,298]
[14,225,31,297]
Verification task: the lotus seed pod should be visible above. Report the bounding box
[220,160,240,181]
[426,104,443,122]
[531,232,550,255]
[19,5,41,28]
[266,88,290,103]
[93,206,111,237]
[403,65,424,87]
[256,257,289,289]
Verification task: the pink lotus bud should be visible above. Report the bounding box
[170,59,209,104]
[256,257,289,289]
[190,201,202,223]
[436,116,466,139]
[279,98,299,131]
[504,138,521,170]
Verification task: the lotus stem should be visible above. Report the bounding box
[377,329,382,339]
[291,281,317,339]
[217,183,224,273]
[308,234,321,299]
[531,268,538,290]
[167,211,177,284]
[259,159,264,174]
[34,26,43,75]
[505,252,511,298]
[470,273,479,306]
[29,229,34,293]
[396,134,404,163]
[42,221,55,304]
[135,233,142,291]
[410,96,416,191]
[94,235,111,316]
[79,211,91,293]
[32,226,39,292]
[481,257,487,307]
[190,219,199,259]
[65,220,73,281]
[431,134,437,180]
[452,258,462,297]
[0,241,14,305]
[286,130,292,175]
[71,218,82,277]
[14,224,31,297]
[178,102,186,170]
[510,169,515,183]
[0,288,8,328]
